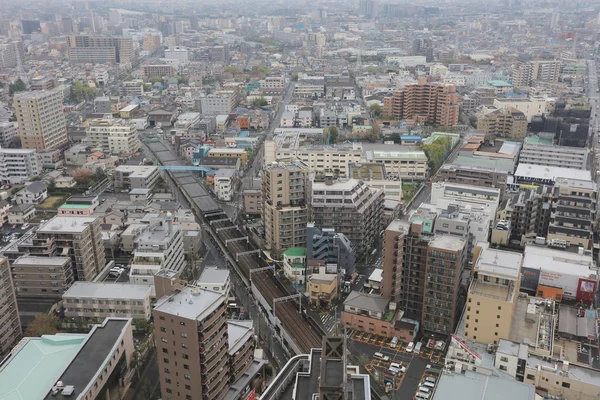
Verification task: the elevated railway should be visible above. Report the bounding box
[143,141,322,354]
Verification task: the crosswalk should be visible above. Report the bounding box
[320,313,337,334]
[374,257,383,269]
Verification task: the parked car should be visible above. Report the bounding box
[373,352,390,362]
[406,342,415,352]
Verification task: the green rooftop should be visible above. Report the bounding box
[284,247,306,257]
[59,203,93,209]
[0,334,87,400]
[525,136,553,146]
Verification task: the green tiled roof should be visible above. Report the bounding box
[284,247,306,257]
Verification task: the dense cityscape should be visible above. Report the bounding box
[0,0,600,399]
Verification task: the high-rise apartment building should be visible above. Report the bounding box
[0,42,24,69]
[359,0,375,17]
[383,79,459,126]
[85,119,140,155]
[153,286,230,400]
[200,91,239,115]
[0,256,21,359]
[21,20,41,34]
[11,256,72,298]
[164,46,189,64]
[477,107,527,140]
[547,178,596,250]
[262,161,309,258]
[311,178,384,256]
[31,216,106,282]
[67,35,133,64]
[464,243,523,345]
[142,34,162,52]
[306,223,356,273]
[13,90,68,151]
[512,60,561,88]
[383,220,467,337]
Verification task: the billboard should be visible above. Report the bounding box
[576,278,597,305]
[538,269,579,298]
[520,267,541,293]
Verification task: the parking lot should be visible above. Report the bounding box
[347,329,444,398]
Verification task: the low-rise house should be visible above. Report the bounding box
[8,204,35,224]
[14,181,47,205]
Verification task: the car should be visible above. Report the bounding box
[425,377,437,384]
[406,342,415,352]
[373,352,390,362]
[21,223,30,229]
[120,189,129,193]
[390,336,399,348]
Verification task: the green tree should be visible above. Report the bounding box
[224,66,243,76]
[70,80,96,103]
[469,115,478,128]
[258,66,271,75]
[369,103,383,118]
[251,96,268,108]
[149,76,163,84]
[420,136,452,172]
[326,126,339,144]
[9,78,26,96]
[92,168,107,184]
[25,314,60,337]
[177,76,189,85]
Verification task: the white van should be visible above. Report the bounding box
[373,352,390,362]
[419,387,431,394]
[414,342,423,355]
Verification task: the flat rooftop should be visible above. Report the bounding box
[515,163,592,182]
[428,235,466,252]
[154,285,225,321]
[38,216,97,234]
[63,282,151,300]
[115,165,158,178]
[13,256,70,266]
[44,319,129,400]
[198,266,230,285]
[434,370,536,400]
[475,245,522,279]
[523,244,595,278]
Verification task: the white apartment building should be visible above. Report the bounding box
[13,90,68,151]
[519,138,588,170]
[164,46,189,64]
[0,121,17,147]
[85,119,140,155]
[362,179,403,203]
[120,80,144,97]
[201,91,237,115]
[492,98,547,122]
[63,282,152,320]
[174,112,201,130]
[195,266,232,299]
[0,148,40,184]
[280,111,295,128]
[297,111,312,128]
[114,165,160,190]
[0,42,23,69]
[431,182,501,216]
[214,169,235,201]
[129,219,185,284]
[260,76,285,94]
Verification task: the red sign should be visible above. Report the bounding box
[576,278,597,305]
[243,389,256,400]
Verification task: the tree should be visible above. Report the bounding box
[257,66,271,75]
[469,115,478,128]
[251,97,268,108]
[420,136,452,171]
[149,76,163,84]
[9,78,26,96]
[177,76,189,85]
[72,168,93,186]
[224,66,243,76]
[70,80,96,103]
[25,314,59,337]
[135,319,149,333]
[369,104,382,118]
[326,126,339,144]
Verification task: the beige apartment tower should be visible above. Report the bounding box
[0,256,21,359]
[154,286,230,400]
[262,161,309,259]
[13,90,68,151]
[477,107,527,140]
[67,35,133,64]
[464,244,523,345]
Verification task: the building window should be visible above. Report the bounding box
[498,306,502,310]
[497,315,500,319]
[500,357,508,362]
[162,348,168,354]
[562,382,570,388]
[499,365,507,371]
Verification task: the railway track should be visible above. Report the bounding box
[143,141,322,354]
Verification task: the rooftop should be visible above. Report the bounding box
[344,291,390,314]
[475,243,522,279]
[433,370,536,400]
[515,163,592,182]
[13,256,69,266]
[38,216,97,234]
[154,285,225,321]
[284,247,306,257]
[115,165,158,178]
[523,245,595,278]
[63,282,151,300]
[429,235,466,252]
[227,320,254,355]
[197,266,230,285]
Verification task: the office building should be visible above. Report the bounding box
[11,256,72,298]
[547,178,597,250]
[261,336,372,400]
[306,223,356,274]
[519,137,588,170]
[512,60,561,88]
[34,216,106,282]
[0,148,40,184]
[311,178,384,256]
[477,107,527,140]
[67,35,133,64]
[200,91,238,115]
[514,163,591,186]
[21,19,41,34]
[262,161,309,258]
[85,119,140,156]
[382,220,467,337]
[0,256,21,359]
[13,90,68,151]
[63,282,152,321]
[0,318,134,400]
[153,286,229,400]
[141,64,175,78]
[114,165,160,190]
[129,217,185,284]
[164,46,189,64]
[359,0,375,17]
[464,243,523,345]
[383,79,459,126]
